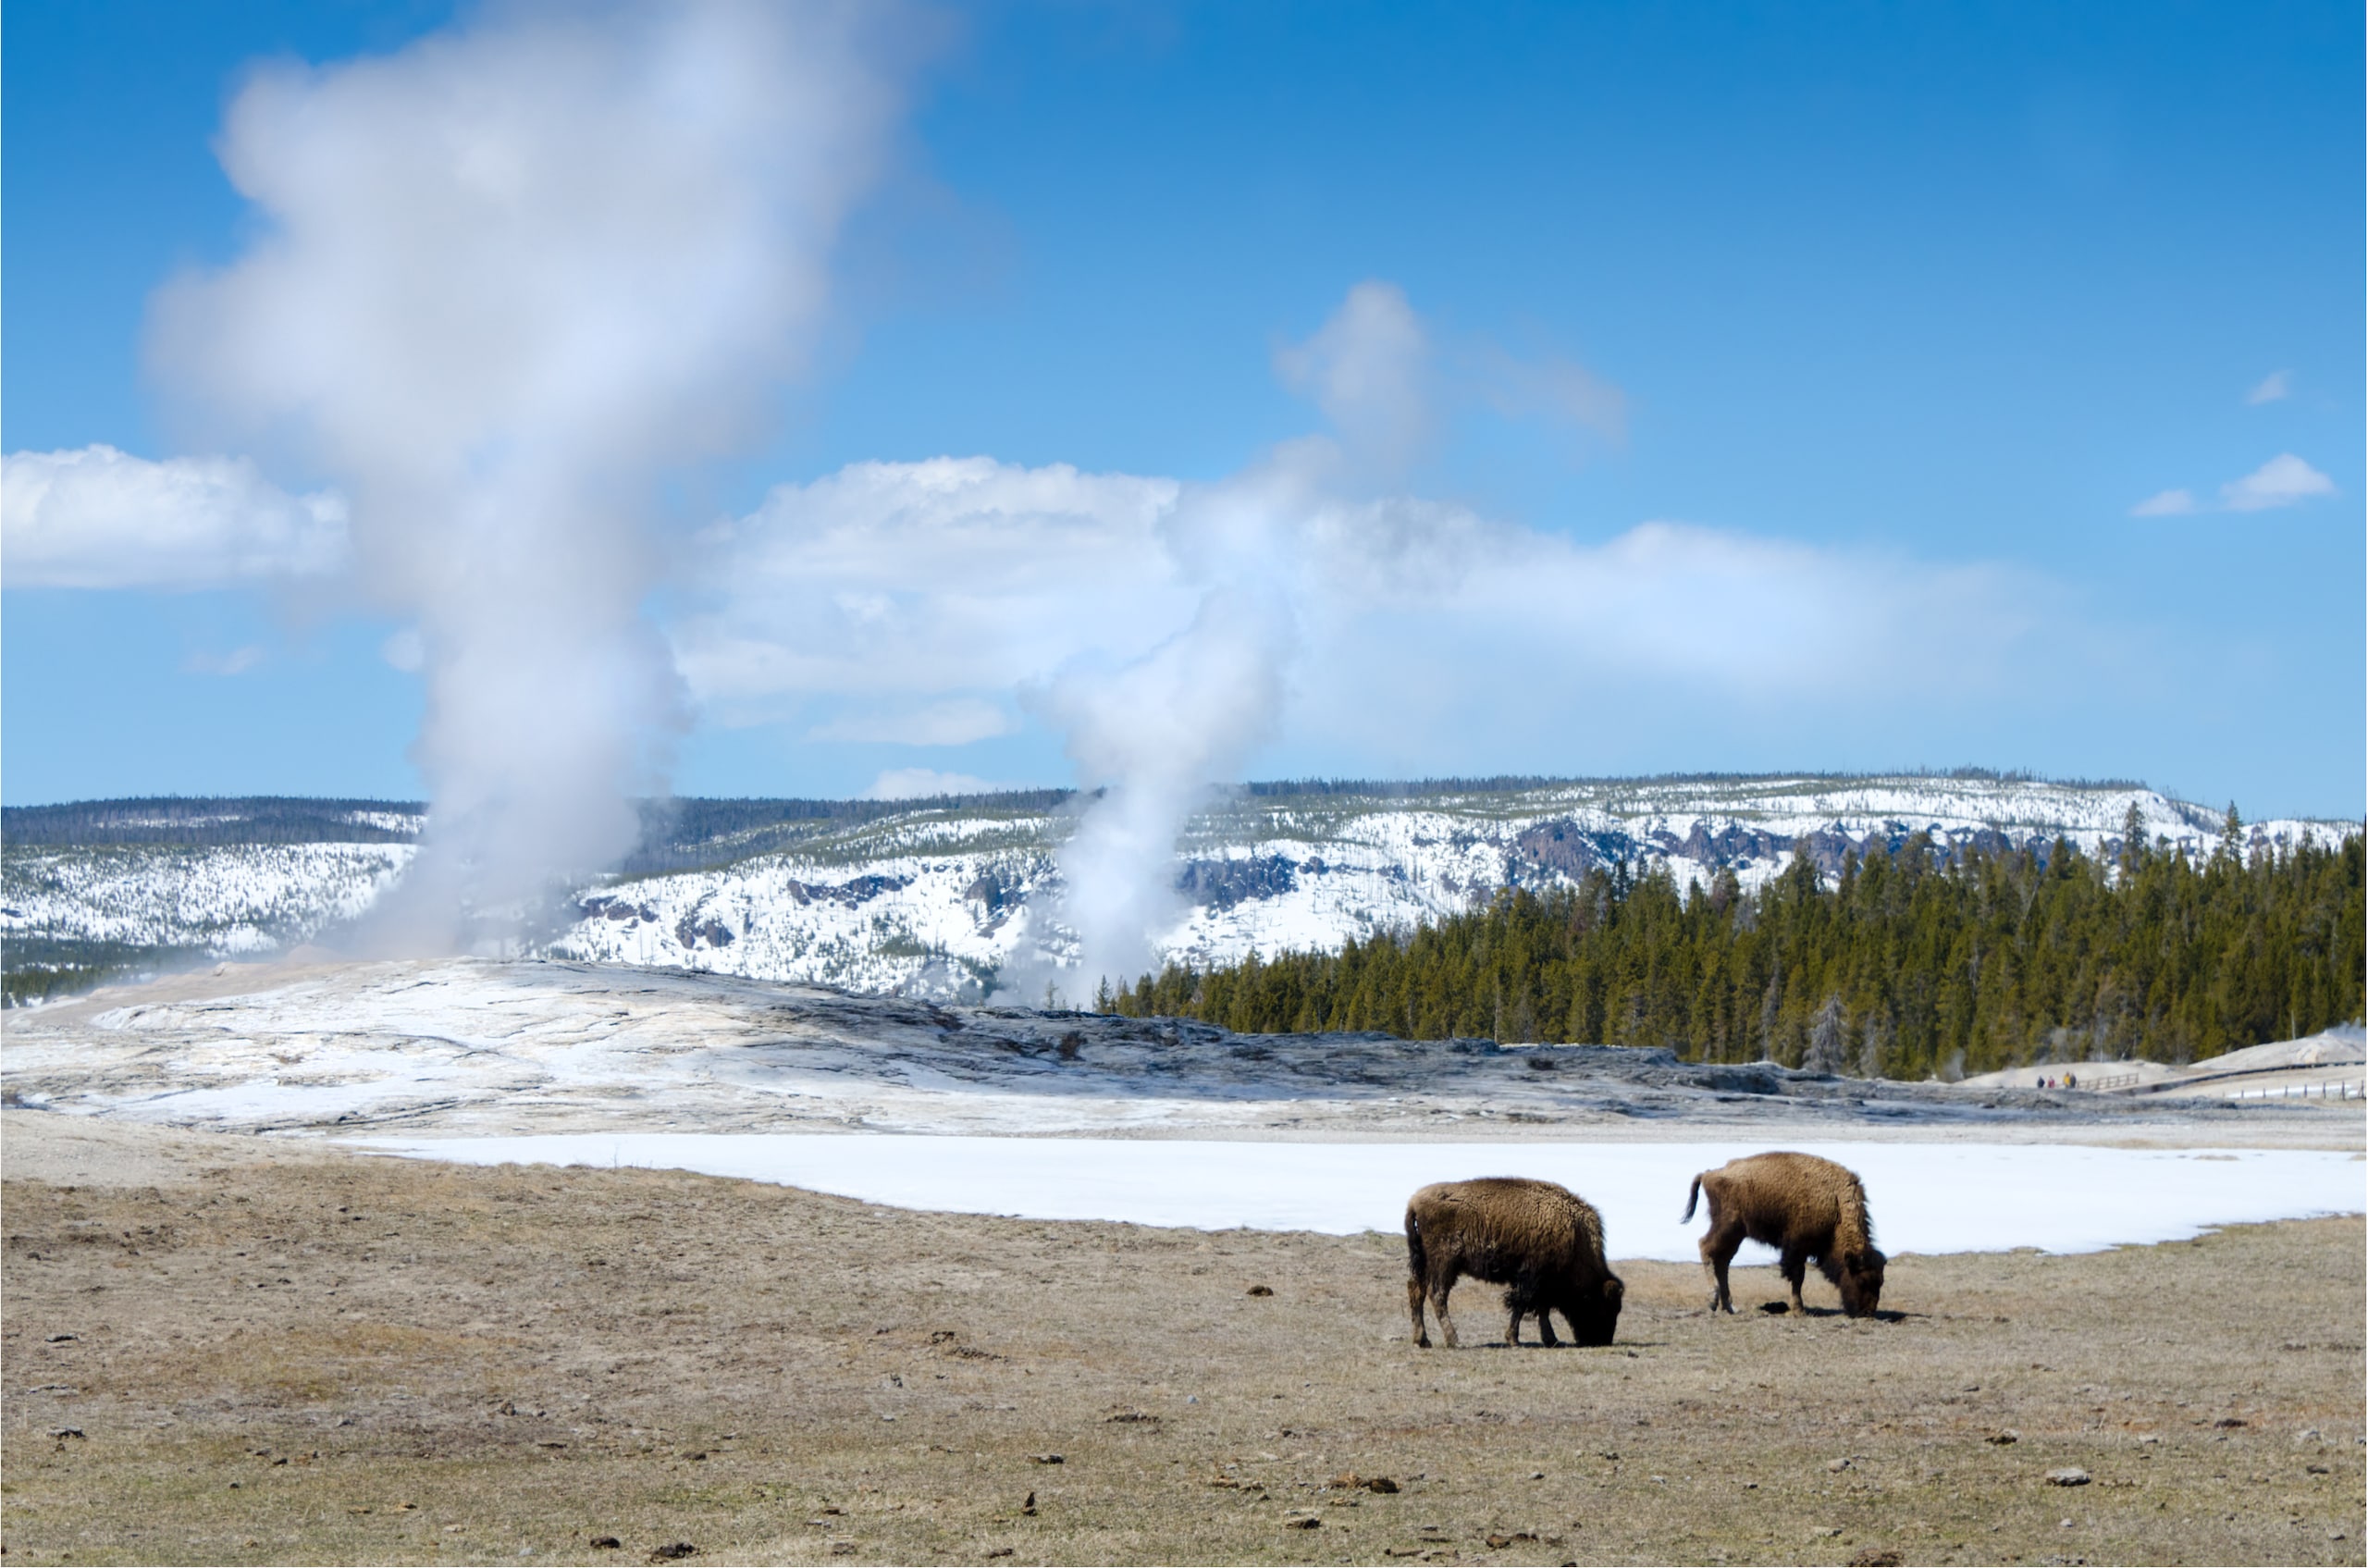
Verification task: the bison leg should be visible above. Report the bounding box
[1700,1223,1744,1314]
[1504,1299,1523,1347]
[1429,1271,1463,1349]
[1780,1247,1809,1312]
[1408,1275,1432,1349]
[1536,1308,1561,1348]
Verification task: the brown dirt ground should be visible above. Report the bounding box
[2,1117,2362,1567]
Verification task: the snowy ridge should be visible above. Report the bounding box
[549,777,2353,997]
[6,776,2353,999]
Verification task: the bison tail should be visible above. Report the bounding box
[1681,1174,1703,1224]
[1404,1207,1428,1280]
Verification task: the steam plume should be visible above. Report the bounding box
[1037,579,1294,992]
[1040,281,1626,994]
[1039,282,1440,994]
[1035,452,1322,993]
[1271,280,1433,469]
[150,2,906,946]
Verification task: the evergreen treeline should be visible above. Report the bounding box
[2,797,425,848]
[1105,819,2365,1074]
[1,791,1084,867]
[0,936,181,1008]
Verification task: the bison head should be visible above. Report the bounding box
[1569,1274,1624,1346]
[1837,1247,1886,1316]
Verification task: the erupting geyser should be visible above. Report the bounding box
[150,0,910,949]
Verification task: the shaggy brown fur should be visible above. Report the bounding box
[1404,1177,1625,1349]
[1684,1151,1886,1317]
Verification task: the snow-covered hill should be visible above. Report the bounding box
[3,842,413,955]
[4,775,2354,1003]
[548,776,2355,998]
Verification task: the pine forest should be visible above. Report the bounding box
[1103,816,2365,1077]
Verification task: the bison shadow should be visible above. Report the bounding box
[1474,1338,1667,1350]
[1751,1302,1913,1323]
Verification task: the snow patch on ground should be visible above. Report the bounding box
[351,1133,2366,1260]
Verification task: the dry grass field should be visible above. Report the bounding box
[2,1117,2361,1566]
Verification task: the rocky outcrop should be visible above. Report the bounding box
[781,873,911,908]
[1173,855,1300,911]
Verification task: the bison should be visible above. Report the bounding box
[1405,1177,1624,1348]
[1684,1151,1885,1317]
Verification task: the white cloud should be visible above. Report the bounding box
[2245,370,2291,405]
[1265,518,2072,780]
[1340,518,2048,699]
[674,456,1190,713]
[808,698,1018,746]
[181,645,269,676]
[1,445,348,588]
[684,454,2060,770]
[2128,453,2337,517]
[861,767,1006,800]
[2129,488,2197,517]
[2219,452,2336,512]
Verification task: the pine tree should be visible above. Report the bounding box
[2120,801,2147,877]
[1804,994,1848,1074]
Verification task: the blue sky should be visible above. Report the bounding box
[5,0,2362,820]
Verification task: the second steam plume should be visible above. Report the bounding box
[1039,281,1623,997]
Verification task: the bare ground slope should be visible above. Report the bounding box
[3,1113,2362,1566]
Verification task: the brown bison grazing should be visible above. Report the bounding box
[1405,1178,1624,1348]
[1684,1151,1886,1317]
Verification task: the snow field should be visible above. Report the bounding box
[352,1134,2366,1263]
[549,850,1058,994]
